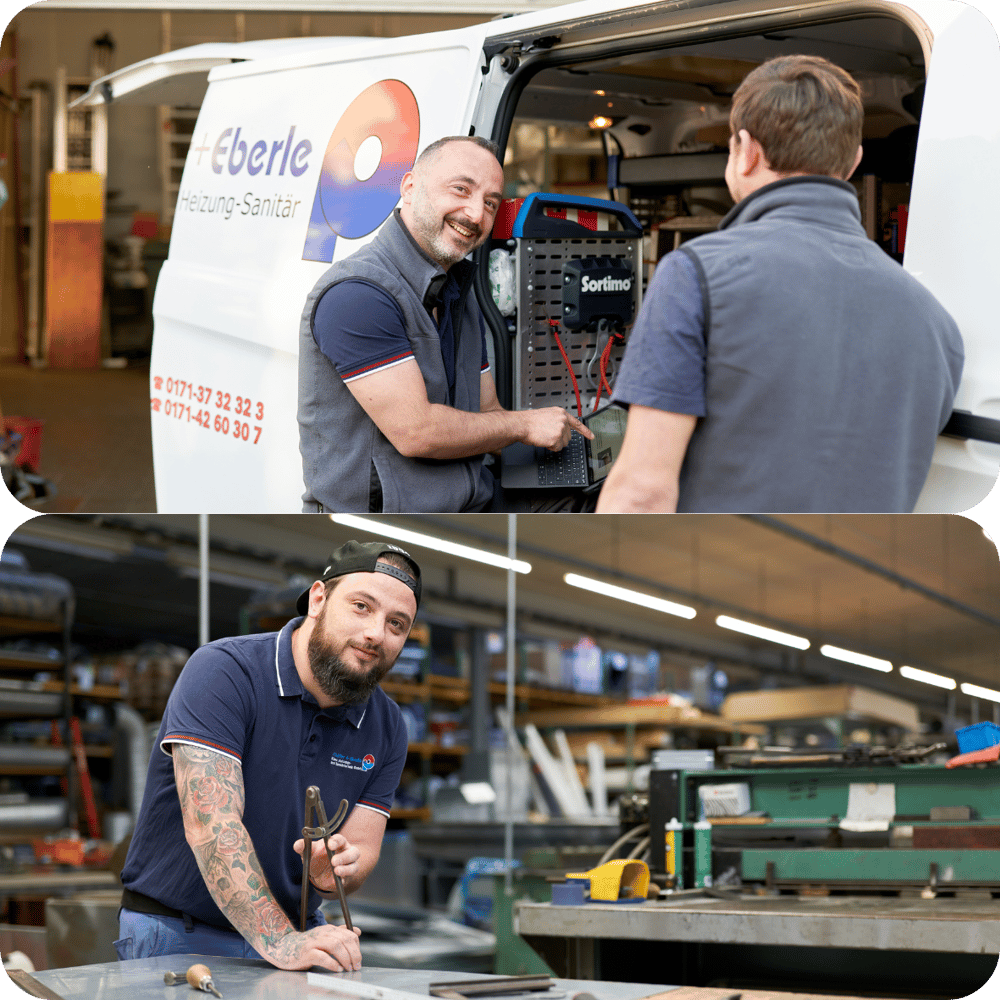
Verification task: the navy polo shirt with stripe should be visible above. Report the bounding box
[313,277,491,396]
[120,618,408,930]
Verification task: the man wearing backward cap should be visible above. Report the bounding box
[117,541,419,972]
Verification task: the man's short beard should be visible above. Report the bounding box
[414,216,474,267]
[409,185,484,267]
[307,628,391,705]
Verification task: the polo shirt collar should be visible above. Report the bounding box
[275,618,369,729]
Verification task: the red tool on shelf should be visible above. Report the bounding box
[50,718,102,839]
[946,743,1000,769]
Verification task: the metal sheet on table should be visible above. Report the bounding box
[30,954,676,1000]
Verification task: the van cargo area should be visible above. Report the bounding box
[487,13,927,428]
[504,16,923,252]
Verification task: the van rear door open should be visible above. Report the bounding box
[894,0,1000,510]
[76,0,1000,512]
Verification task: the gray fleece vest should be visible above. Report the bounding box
[298,211,493,513]
[674,177,963,513]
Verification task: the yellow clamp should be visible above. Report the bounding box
[565,859,651,903]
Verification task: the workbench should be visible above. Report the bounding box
[22,954,675,1000]
[514,893,1000,997]
[0,870,119,899]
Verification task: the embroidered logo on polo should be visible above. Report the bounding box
[330,751,376,771]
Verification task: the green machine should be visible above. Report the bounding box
[649,760,1000,892]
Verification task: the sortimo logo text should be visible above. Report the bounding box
[196,127,313,178]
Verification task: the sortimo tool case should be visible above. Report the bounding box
[509,194,643,414]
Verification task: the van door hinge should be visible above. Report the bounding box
[483,33,560,66]
[526,35,561,52]
[483,40,522,68]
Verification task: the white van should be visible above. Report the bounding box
[75,0,1000,513]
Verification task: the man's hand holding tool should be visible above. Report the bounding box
[296,787,356,933]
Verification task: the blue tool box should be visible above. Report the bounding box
[955,721,1000,754]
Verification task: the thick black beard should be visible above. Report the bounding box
[307,628,390,705]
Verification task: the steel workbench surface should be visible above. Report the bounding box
[24,954,677,1000]
[515,893,1000,953]
[513,893,1000,995]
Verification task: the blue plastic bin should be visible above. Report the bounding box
[955,722,1000,754]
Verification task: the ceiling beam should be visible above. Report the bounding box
[746,514,1000,632]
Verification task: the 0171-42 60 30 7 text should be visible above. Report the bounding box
[150,375,264,445]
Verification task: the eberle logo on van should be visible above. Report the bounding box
[206,126,312,177]
[303,79,420,262]
[175,126,313,223]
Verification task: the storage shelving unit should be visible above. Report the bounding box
[0,558,77,841]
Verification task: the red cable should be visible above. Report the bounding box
[549,319,582,419]
[593,333,622,411]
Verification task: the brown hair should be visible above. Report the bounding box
[729,55,863,178]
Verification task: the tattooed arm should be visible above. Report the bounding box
[172,743,362,972]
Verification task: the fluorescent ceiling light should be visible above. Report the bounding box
[329,514,531,574]
[960,682,1000,703]
[820,644,892,673]
[899,665,956,690]
[715,615,809,650]
[564,573,696,619]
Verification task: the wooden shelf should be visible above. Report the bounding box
[721,685,920,733]
[421,674,617,708]
[385,675,616,710]
[0,744,110,777]
[427,675,469,703]
[390,807,431,821]
[380,679,431,703]
[515,703,766,735]
[39,681,121,702]
[0,617,65,636]
[492,683,614,708]
[0,649,65,672]
[407,742,467,759]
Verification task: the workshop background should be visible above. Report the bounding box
[0,513,997,998]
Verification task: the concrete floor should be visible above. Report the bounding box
[0,360,156,513]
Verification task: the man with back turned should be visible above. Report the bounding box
[598,55,963,513]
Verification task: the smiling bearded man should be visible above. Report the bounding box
[298,135,590,514]
[118,540,419,976]
[305,554,407,703]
